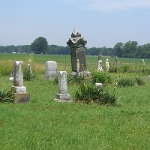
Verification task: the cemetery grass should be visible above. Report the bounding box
[0,54,150,149]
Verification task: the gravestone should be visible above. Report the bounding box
[98,54,102,61]
[45,61,57,80]
[95,83,103,90]
[54,71,72,102]
[105,58,110,72]
[67,29,91,77]
[27,64,32,75]
[115,56,119,72]
[97,60,103,72]
[11,61,30,103]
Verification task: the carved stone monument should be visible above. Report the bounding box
[11,61,30,103]
[67,29,90,77]
[97,60,103,72]
[54,71,72,102]
[45,61,57,80]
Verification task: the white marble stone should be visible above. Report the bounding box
[13,61,23,86]
[97,60,103,72]
[94,83,103,90]
[45,61,57,80]
[54,71,72,102]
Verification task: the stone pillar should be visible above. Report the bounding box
[45,61,57,80]
[115,56,119,73]
[11,61,30,103]
[54,71,72,102]
[67,29,91,77]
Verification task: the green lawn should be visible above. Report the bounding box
[0,54,150,150]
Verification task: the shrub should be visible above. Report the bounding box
[117,78,135,87]
[91,71,112,85]
[135,77,145,86]
[74,83,117,105]
[67,74,86,84]
[0,89,14,103]
[23,70,36,81]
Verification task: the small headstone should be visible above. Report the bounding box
[45,61,57,80]
[54,71,72,102]
[11,61,30,103]
[27,64,32,74]
[98,54,102,61]
[147,75,150,81]
[97,60,103,72]
[94,83,103,90]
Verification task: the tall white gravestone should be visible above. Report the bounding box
[45,61,57,80]
[54,71,72,102]
[11,61,30,103]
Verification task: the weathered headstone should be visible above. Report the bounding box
[11,61,30,103]
[115,56,119,72]
[97,60,103,72]
[94,83,103,90]
[27,64,32,75]
[98,54,102,61]
[45,61,57,80]
[54,71,72,102]
[67,29,91,77]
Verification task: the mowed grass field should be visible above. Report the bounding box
[0,53,150,150]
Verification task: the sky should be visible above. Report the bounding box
[0,0,150,48]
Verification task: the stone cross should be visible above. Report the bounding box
[45,61,57,80]
[54,71,72,102]
[67,29,91,77]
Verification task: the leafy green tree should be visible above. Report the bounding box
[113,42,123,57]
[31,37,48,54]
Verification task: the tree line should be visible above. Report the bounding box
[0,37,150,58]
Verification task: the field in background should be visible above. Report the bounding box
[0,54,150,150]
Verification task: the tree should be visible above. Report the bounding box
[31,37,48,54]
[113,42,123,57]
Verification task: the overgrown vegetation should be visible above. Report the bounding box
[0,89,13,103]
[74,83,117,105]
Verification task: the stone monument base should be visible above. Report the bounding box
[54,93,72,103]
[71,71,91,78]
[14,92,30,103]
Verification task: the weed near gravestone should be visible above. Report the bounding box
[0,89,14,103]
[74,83,117,105]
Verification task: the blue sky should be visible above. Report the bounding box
[0,0,150,48]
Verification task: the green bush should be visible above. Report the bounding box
[135,77,145,86]
[0,89,14,103]
[91,71,112,85]
[23,70,36,81]
[117,78,135,87]
[74,83,117,105]
[67,74,86,84]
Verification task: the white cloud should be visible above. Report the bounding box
[62,0,150,12]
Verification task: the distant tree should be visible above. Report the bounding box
[31,37,48,54]
[113,42,123,57]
